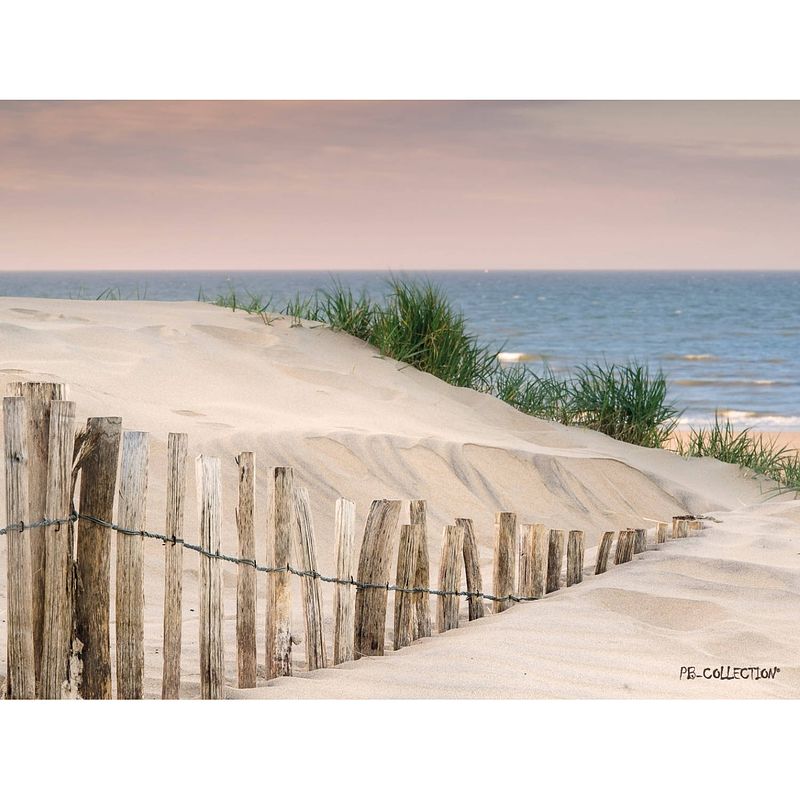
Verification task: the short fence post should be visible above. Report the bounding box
[566,530,585,586]
[76,416,121,700]
[529,524,548,599]
[267,466,294,679]
[458,517,484,620]
[235,451,256,689]
[293,486,327,671]
[40,399,75,699]
[410,500,431,640]
[595,531,615,575]
[492,512,517,613]
[689,519,702,535]
[546,529,564,593]
[633,528,647,555]
[3,396,35,699]
[671,516,680,539]
[624,530,636,562]
[333,498,356,665]
[162,432,188,699]
[353,499,401,658]
[437,524,464,633]
[9,381,68,691]
[116,431,149,700]
[678,519,689,539]
[656,522,668,544]
[197,455,224,699]
[393,523,420,649]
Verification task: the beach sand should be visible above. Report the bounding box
[1,297,798,698]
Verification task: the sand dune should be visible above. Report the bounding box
[1,297,797,698]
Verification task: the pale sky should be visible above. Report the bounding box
[1,100,799,271]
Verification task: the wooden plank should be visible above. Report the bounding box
[116,431,149,700]
[76,416,121,699]
[409,499,431,640]
[293,486,327,671]
[393,523,420,649]
[656,522,668,544]
[633,528,647,554]
[333,497,356,665]
[3,396,35,699]
[518,523,533,597]
[9,381,68,690]
[437,524,464,633]
[353,499,402,658]
[546,529,564,593]
[234,451,256,689]
[40,399,75,699]
[458,517,484,620]
[492,512,517,612]
[266,466,294,678]
[196,455,225,699]
[595,531,615,575]
[162,432,188,699]
[529,524,548,599]
[566,529,585,586]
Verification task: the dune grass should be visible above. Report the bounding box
[676,415,800,492]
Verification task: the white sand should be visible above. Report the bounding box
[1,297,797,698]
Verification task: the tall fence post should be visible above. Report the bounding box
[197,455,224,699]
[3,396,35,699]
[546,529,564,593]
[458,517,484,620]
[162,432,188,699]
[40,399,75,699]
[235,451,256,689]
[410,499,431,640]
[437,524,464,633]
[353,499,401,658]
[393,523,420,649]
[9,381,68,691]
[333,497,356,665]
[529,524,548,599]
[76,416,121,699]
[518,523,533,597]
[566,530,585,586]
[595,531,615,575]
[656,522,668,544]
[267,466,294,679]
[116,431,149,700]
[293,486,327,671]
[492,512,517,613]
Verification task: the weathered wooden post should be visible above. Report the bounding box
[671,516,681,539]
[293,486,327,671]
[595,531,615,575]
[689,519,702,534]
[40,399,76,699]
[4,396,35,699]
[492,512,517,612]
[566,529,585,586]
[9,381,68,690]
[333,497,356,664]
[267,467,294,679]
[76,416,121,699]
[529,524,549,599]
[197,455,224,699]
[624,530,636,562]
[116,431,149,700]
[437,524,464,633]
[162,432,188,699]
[656,522,668,544]
[518,523,533,597]
[409,500,431,639]
[393,523,420,649]
[353,499,401,658]
[546,529,564,593]
[235,452,256,688]
[678,519,689,539]
[458,517,484,620]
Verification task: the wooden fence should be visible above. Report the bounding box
[0,383,707,699]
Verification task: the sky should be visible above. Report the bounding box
[1,100,799,271]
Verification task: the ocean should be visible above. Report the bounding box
[2,270,798,430]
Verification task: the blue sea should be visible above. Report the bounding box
[2,270,798,430]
